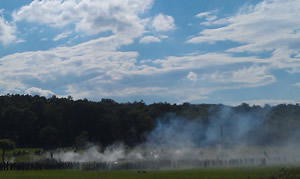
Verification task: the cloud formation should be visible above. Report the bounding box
[188,0,300,72]
[25,87,54,98]
[200,65,275,88]
[0,12,16,45]
[0,35,139,93]
[0,0,299,104]
[53,31,72,41]
[13,0,153,42]
[139,36,161,44]
[151,14,176,32]
[195,10,218,26]
[187,72,198,82]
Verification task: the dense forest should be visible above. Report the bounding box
[0,94,299,149]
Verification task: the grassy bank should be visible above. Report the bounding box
[0,166,299,179]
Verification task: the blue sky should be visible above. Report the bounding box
[0,0,300,105]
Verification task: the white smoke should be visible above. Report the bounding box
[54,144,125,162]
[53,106,300,165]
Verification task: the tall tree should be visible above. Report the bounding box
[0,139,15,164]
[39,126,59,149]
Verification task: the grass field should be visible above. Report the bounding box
[0,148,44,163]
[0,167,299,179]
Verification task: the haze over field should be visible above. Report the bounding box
[52,105,300,165]
[0,0,300,105]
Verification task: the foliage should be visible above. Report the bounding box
[74,131,89,149]
[0,139,15,150]
[0,94,299,148]
[39,126,59,149]
[0,139,15,163]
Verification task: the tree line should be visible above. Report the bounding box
[0,94,299,149]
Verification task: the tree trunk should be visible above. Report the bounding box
[2,149,5,164]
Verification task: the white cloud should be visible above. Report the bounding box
[53,31,72,41]
[25,87,54,98]
[2,0,298,103]
[159,35,168,39]
[0,35,140,96]
[172,88,212,104]
[229,65,275,86]
[15,39,26,43]
[200,65,275,88]
[152,53,267,72]
[187,72,198,82]
[195,12,212,19]
[229,99,300,107]
[0,27,276,104]
[66,81,212,103]
[151,13,175,32]
[205,15,217,22]
[13,0,153,43]
[66,85,167,100]
[294,83,300,88]
[0,13,16,45]
[0,34,275,103]
[139,35,161,44]
[0,31,220,103]
[196,10,218,23]
[0,80,24,94]
[195,10,218,26]
[188,0,300,73]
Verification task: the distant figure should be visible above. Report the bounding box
[264,151,269,159]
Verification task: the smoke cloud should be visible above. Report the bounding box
[53,106,300,168]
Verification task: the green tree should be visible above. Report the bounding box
[75,131,89,149]
[0,139,15,164]
[39,126,59,149]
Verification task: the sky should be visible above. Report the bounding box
[0,0,300,105]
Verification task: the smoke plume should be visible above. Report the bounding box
[54,105,300,167]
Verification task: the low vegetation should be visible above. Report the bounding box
[0,167,300,178]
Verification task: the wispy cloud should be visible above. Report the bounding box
[200,65,275,87]
[0,35,139,97]
[187,72,198,82]
[13,0,154,43]
[195,9,218,26]
[15,39,26,43]
[0,12,16,45]
[195,12,212,19]
[151,13,176,32]
[188,0,300,74]
[294,83,300,88]
[25,87,54,98]
[53,31,72,41]
[139,36,161,44]
[1,0,299,104]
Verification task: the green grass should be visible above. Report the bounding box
[0,148,44,163]
[0,167,299,179]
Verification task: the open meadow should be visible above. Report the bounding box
[0,167,300,179]
[1,147,300,178]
